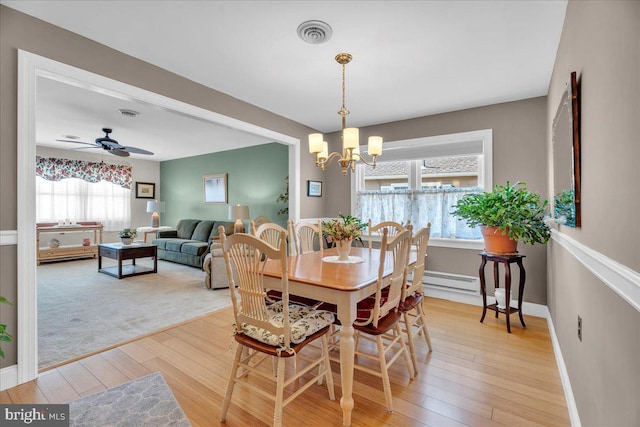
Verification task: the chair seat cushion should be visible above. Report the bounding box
[318,293,389,323]
[241,301,335,347]
[399,292,423,312]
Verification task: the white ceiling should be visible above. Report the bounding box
[3,0,567,161]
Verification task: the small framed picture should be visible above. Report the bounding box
[135,182,155,199]
[307,180,322,197]
[204,173,228,204]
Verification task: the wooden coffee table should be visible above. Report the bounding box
[98,243,157,279]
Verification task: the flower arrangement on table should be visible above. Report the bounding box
[322,214,366,242]
[117,227,137,239]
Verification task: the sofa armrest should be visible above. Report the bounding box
[157,230,178,238]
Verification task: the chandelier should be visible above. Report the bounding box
[308,53,382,175]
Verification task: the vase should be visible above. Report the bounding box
[481,226,518,254]
[121,237,134,246]
[494,288,512,309]
[336,239,352,261]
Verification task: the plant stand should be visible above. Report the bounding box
[478,252,527,333]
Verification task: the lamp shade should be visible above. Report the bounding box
[146,201,165,213]
[229,205,250,220]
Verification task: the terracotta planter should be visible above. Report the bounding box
[481,226,518,254]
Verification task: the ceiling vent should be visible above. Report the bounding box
[297,20,332,44]
[118,109,140,118]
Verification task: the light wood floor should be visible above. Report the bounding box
[1,298,569,426]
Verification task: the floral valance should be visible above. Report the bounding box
[35,156,132,189]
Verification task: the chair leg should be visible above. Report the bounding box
[396,323,415,380]
[402,312,419,375]
[376,335,394,413]
[416,305,433,351]
[320,333,336,400]
[273,356,286,427]
[220,343,243,422]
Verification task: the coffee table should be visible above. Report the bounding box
[98,243,157,279]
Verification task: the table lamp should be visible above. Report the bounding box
[229,204,250,233]
[146,200,165,228]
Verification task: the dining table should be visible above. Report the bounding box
[262,245,414,426]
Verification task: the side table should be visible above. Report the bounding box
[136,226,174,244]
[478,252,526,333]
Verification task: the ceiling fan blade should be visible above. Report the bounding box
[100,140,125,150]
[56,139,96,146]
[109,149,130,157]
[71,146,102,150]
[122,146,154,155]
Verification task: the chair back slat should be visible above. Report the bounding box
[221,226,291,346]
[292,219,323,255]
[404,224,431,300]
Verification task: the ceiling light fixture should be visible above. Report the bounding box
[308,53,382,175]
[118,109,140,118]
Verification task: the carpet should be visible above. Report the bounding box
[38,258,231,368]
[68,372,191,426]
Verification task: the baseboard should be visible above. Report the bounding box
[544,308,582,427]
[423,287,548,318]
[0,364,18,391]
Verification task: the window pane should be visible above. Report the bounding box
[421,155,479,188]
[362,161,409,191]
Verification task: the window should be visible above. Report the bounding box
[352,129,492,249]
[36,177,131,231]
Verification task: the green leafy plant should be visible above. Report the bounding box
[276,176,289,217]
[554,189,575,226]
[0,296,13,358]
[322,214,367,241]
[117,227,137,239]
[452,181,550,245]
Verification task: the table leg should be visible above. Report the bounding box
[493,261,500,318]
[98,251,102,271]
[337,295,357,426]
[505,262,512,333]
[118,253,123,279]
[517,260,527,327]
[479,256,488,323]
[153,249,158,273]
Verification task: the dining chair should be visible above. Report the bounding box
[321,227,415,413]
[367,219,409,250]
[218,228,336,427]
[291,218,323,256]
[400,224,433,374]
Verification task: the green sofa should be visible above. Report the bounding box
[152,219,234,268]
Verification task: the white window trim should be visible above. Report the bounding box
[351,129,492,249]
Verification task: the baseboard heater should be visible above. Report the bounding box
[421,270,480,295]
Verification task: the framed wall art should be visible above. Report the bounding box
[135,182,155,199]
[307,180,322,197]
[203,173,228,204]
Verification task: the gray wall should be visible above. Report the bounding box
[547,1,640,425]
[160,143,289,228]
[325,97,549,304]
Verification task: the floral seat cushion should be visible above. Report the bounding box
[241,301,335,347]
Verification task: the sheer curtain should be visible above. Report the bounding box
[36,177,131,231]
[356,187,482,239]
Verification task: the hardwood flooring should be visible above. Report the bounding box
[1,297,569,426]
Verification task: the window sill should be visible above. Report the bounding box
[429,238,484,250]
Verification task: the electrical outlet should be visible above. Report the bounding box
[578,315,582,341]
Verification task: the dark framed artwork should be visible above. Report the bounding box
[307,180,322,197]
[135,182,155,199]
[203,173,228,204]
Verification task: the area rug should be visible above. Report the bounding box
[38,258,231,368]
[68,372,191,426]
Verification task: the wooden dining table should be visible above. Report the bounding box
[262,246,409,426]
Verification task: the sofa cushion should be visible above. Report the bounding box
[209,221,235,241]
[166,239,189,252]
[191,220,215,242]
[176,219,201,239]
[181,241,209,257]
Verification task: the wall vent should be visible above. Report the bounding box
[422,270,480,295]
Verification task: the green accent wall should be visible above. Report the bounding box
[160,143,288,228]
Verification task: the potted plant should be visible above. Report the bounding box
[452,181,550,254]
[118,227,137,245]
[0,296,13,358]
[322,214,367,260]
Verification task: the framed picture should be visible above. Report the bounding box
[307,180,322,197]
[135,182,155,199]
[203,173,228,204]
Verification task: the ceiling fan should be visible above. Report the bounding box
[56,128,154,157]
